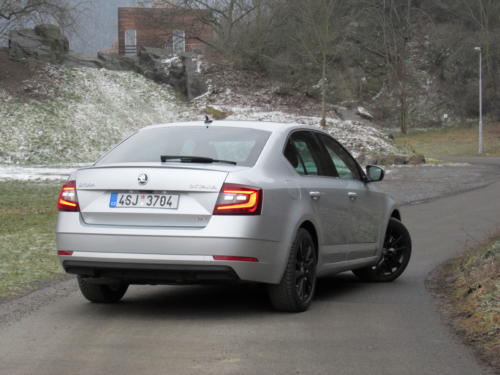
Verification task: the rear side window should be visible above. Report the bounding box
[97,126,271,167]
[284,131,321,175]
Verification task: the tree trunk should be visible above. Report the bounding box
[320,51,327,129]
[399,91,408,135]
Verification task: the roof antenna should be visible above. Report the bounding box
[204,115,213,128]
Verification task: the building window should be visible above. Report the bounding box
[172,29,185,54]
[124,29,137,55]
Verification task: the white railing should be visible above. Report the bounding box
[123,43,205,56]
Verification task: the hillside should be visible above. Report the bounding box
[0,54,401,166]
[0,60,190,164]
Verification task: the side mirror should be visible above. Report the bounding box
[366,165,385,182]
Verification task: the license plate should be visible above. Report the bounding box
[109,193,179,209]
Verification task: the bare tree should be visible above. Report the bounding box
[156,0,261,53]
[356,0,426,134]
[456,0,500,110]
[423,0,500,119]
[0,0,81,40]
[287,0,352,128]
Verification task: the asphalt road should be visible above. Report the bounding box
[1,162,499,375]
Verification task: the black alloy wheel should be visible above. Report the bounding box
[295,233,316,302]
[268,228,317,312]
[353,218,411,282]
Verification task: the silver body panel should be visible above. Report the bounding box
[56,121,398,284]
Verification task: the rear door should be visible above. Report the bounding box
[285,131,351,263]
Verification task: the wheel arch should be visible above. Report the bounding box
[299,220,319,258]
[375,205,402,259]
[391,209,401,221]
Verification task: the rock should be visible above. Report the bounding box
[333,106,345,120]
[138,47,177,85]
[8,24,69,64]
[137,48,207,99]
[140,47,170,63]
[97,52,140,72]
[204,106,231,120]
[408,154,426,165]
[9,29,61,64]
[34,24,69,52]
[356,106,374,120]
[335,105,373,122]
[64,52,102,68]
[365,154,426,166]
[391,155,409,165]
[183,53,207,99]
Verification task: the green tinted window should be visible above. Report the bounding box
[293,140,319,175]
[285,132,321,176]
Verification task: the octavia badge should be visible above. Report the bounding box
[138,173,148,185]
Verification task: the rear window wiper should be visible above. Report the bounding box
[160,155,237,165]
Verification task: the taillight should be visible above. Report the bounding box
[57,181,80,212]
[57,251,74,256]
[213,183,262,215]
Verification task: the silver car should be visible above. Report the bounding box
[56,121,411,312]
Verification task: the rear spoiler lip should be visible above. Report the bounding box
[79,163,249,173]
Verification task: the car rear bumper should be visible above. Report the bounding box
[58,247,281,284]
[56,213,289,284]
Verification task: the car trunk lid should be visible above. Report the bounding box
[75,165,228,227]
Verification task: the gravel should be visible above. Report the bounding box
[376,162,500,205]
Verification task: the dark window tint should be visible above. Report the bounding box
[317,133,361,180]
[284,131,321,175]
[97,126,271,167]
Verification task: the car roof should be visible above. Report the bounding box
[142,120,324,135]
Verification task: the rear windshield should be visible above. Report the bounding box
[96,126,271,167]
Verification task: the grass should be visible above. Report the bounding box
[395,123,500,157]
[429,235,500,371]
[0,180,66,299]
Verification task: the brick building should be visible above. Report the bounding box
[118,7,213,55]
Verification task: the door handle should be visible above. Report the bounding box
[348,192,358,201]
[309,191,321,200]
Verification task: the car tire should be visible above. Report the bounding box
[268,228,317,312]
[77,276,128,303]
[353,218,411,282]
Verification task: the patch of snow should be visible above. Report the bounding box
[217,107,399,158]
[161,56,182,69]
[0,166,76,181]
[0,65,193,165]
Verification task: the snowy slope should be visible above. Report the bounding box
[223,109,398,158]
[0,64,400,169]
[0,65,191,164]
